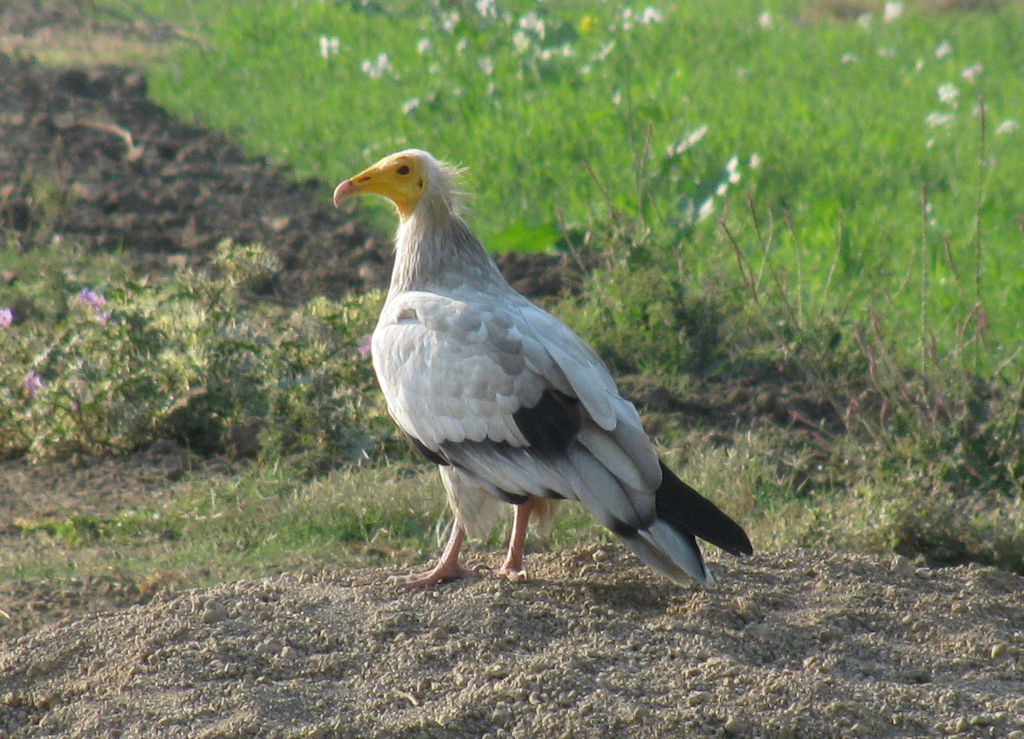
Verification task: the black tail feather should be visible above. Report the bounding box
[655,462,753,557]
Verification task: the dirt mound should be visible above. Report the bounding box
[1,548,1022,737]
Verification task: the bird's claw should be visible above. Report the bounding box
[390,562,478,590]
[493,566,528,582]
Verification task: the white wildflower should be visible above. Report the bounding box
[725,155,741,184]
[856,13,872,29]
[593,41,615,62]
[360,53,391,79]
[749,153,762,169]
[937,83,959,106]
[840,52,859,65]
[475,0,497,19]
[640,7,665,25]
[935,40,953,58]
[456,38,468,53]
[883,2,903,22]
[877,47,895,58]
[478,56,495,76]
[668,124,708,156]
[758,11,773,29]
[621,8,634,31]
[697,197,715,222]
[716,157,740,196]
[539,43,574,61]
[512,30,531,54]
[995,119,1021,135]
[925,111,954,128]
[914,58,925,74]
[318,35,339,59]
[611,89,622,106]
[402,97,421,115]
[519,11,545,40]
[441,10,460,33]
[961,64,983,82]
[417,37,433,55]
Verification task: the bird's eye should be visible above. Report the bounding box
[397,165,410,175]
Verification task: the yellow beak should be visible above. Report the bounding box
[332,157,422,219]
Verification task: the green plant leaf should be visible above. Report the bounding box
[487,222,563,254]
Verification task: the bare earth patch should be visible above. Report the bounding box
[2,547,1023,737]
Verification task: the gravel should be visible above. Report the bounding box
[2,546,1022,737]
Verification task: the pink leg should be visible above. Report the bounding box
[495,498,536,581]
[395,523,477,589]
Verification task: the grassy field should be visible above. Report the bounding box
[138,0,1024,362]
[2,0,1023,593]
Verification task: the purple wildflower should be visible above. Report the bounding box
[77,288,107,309]
[0,308,12,327]
[77,288,110,323]
[23,371,44,396]
[358,333,373,360]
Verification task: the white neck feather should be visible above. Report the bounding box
[388,179,505,296]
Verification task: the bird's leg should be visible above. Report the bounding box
[394,522,477,589]
[495,497,536,581]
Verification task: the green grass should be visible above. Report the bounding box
[1,0,1022,596]
[130,0,1024,365]
[0,461,614,587]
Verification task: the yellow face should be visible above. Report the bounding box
[333,151,427,219]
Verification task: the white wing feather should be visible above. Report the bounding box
[372,287,663,526]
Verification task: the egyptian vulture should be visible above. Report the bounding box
[333,149,752,588]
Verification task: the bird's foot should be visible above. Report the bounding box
[492,564,528,582]
[391,561,478,590]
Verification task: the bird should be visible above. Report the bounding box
[333,149,752,588]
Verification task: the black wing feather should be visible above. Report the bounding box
[512,389,582,453]
[406,433,449,466]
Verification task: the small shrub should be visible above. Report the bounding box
[0,241,391,468]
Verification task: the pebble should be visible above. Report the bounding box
[734,597,761,622]
[723,715,748,735]
[200,602,227,624]
[485,664,509,679]
[687,691,711,706]
[889,554,914,578]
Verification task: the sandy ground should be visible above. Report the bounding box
[2,546,1022,738]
